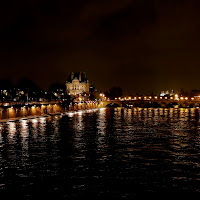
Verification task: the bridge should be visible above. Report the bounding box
[102,99,200,108]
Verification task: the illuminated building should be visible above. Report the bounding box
[160,90,174,97]
[66,72,90,95]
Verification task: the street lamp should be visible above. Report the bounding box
[174,94,179,100]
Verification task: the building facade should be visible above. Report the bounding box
[66,72,90,95]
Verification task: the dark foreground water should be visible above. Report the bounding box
[0,108,200,199]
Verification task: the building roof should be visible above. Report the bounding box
[67,72,88,83]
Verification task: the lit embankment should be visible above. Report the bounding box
[0,101,102,121]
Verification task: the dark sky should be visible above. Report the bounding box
[1,0,200,95]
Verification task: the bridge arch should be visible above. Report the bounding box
[166,102,181,108]
[124,102,134,108]
[160,102,167,108]
[131,102,145,108]
[102,101,123,107]
[195,103,200,108]
[187,103,195,108]
[144,102,161,108]
[105,103,121,108]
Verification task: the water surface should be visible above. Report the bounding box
[0,108,200,198]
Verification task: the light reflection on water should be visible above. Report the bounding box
[0,108,200,198]
[7,122,16,142]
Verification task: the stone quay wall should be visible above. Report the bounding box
[0,101,102,121]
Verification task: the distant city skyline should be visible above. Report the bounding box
[0,75,200,96]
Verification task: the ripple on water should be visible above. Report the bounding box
[0,108,200,198]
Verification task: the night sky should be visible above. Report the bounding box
[1,0,200,95]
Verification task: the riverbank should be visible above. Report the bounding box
[0,101,100,123]
[0,108,101,123]
[0,112,61,123]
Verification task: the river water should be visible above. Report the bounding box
[0,108,200,198]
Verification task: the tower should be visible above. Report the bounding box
[66,72,90,95]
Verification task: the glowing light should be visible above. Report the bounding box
[174,94,179,100]
[154,96,158,99]
[78,110,83,115]
[31,119,38,124]
[21,119,28,128]
[40,117,45,123]
[180,97,184,100]
[8,122,16,140]
[191,97,194,100]
[68,112,74,117]
[185,97,188,100]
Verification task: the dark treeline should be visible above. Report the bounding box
[0,78,70,104]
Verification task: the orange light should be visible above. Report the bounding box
[174,94,179,98]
